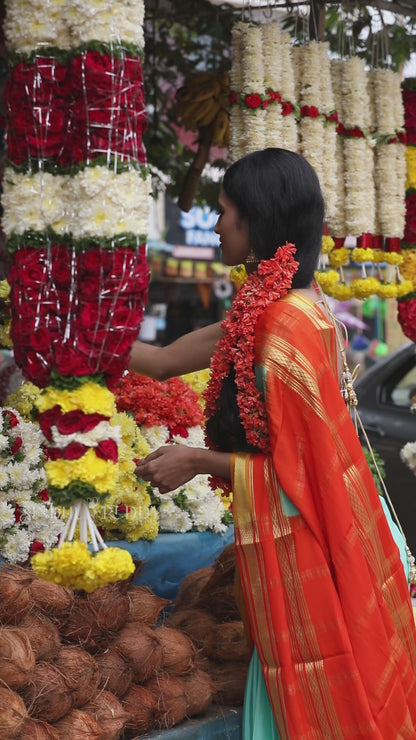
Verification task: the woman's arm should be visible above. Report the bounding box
[129,321,222,380]
[135,445,231,494]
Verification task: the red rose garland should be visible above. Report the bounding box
[398,79,416,341]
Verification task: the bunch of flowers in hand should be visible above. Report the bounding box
[0,407,64,563]
[114,372,232,534]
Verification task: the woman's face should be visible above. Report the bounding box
[214,188,250,267]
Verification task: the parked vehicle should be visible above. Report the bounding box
[354,341,416,554]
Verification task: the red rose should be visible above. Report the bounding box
[244,93,262,109]
[301,105,319,118]
[37,490,50,502]
[11,436,23,454]
[38,405,62,440]
[14,504,21,522]
[78,248,113,275]
[30,541,45,555]
[63,441,89,460]
[20,350,51,387]
[50,246,72,286]
[398,298,416,343]
[57,410,107,435]
[96,439,118,463]
[4,410,19,428]
[281,102,294,115]
[54,343,89,377]
[228,91,238,105]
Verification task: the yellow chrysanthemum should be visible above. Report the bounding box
[401,249,416,284]
[134,428,151,459]
[5,381,41,420]
[123,508,159,542]
[31,541,91,583]
[328,283,353,300]
[351,277,381,300]
[377,283,398,299]
[314,270,340,292]
[45,448,118,493]
[321,235,335,254]
[0,280,10,300]
[328,247,350,268]
[351,247,374,264]
[397,279,414,297]
[92,547,135,587]
[406,146,416,190]
[181,369,211,403]
[229,264,248,288]
[35,382,116,415]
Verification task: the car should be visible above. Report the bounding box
[354,341,416,554]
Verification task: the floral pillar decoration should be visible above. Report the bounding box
[2,0,152,591]
[398,78,416,341]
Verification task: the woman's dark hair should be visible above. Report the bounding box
[222,148,325,288]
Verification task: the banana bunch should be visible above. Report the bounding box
[175,70,230,148]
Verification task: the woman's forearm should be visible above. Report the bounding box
[129,321,222,380]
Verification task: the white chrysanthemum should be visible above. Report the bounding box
[171,426,205,448]
[69,168,152,238]
[157,498,193,533]
[0,501,15,531]
[0,527,31,563]
[20,500,64,546]
[400,442,416,473]
[0,434,9,453]
[4,0,71,52]
[68,0,145,48]
[1,169,71,236]
[141,425,170,450]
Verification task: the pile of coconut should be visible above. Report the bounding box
[0,545,250,739]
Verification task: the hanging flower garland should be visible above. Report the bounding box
[398,78,416,341]
[2,0,151,591]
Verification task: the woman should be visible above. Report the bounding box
[132,149,416,738]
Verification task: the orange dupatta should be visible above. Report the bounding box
[232,293,416,739]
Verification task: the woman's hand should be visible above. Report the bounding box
[135,445,199,494]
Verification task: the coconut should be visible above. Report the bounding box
[173,567,214,612]
[29,577,74,622]
[52,709,102,739]
[202,658,249,705]
[0,565,33,625]
[155,624,196,675]
[82,689,129,740]
[0,626,35,688]
[166,608,216,653]
[126,585,171,626]
[21,660,73,722]
[122,684,159,734]
[54,645,99,707]
[196,582,241,622]
[85,582,130,633]
[113,622,163,683]
[59,597,105,650]
[19,718,59,740]
[95,647,133,698]
[146,673,188,729]
[0,686,28,740]
[206,620,251,662]
[19,613,61,661]
[181,667,216,717]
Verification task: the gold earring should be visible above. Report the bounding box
[245,251,259,266]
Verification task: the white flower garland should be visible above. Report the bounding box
[318,41,338,226]
[298,41,325,186]
[242,23,266,153]
[329,59,347,237]
[341,57,376,236]
[229,21,246,162]
[68,0,145,48]
[371,68,406,239]
[261,22,283,148]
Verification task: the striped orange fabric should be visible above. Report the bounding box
[232,293,416,739]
